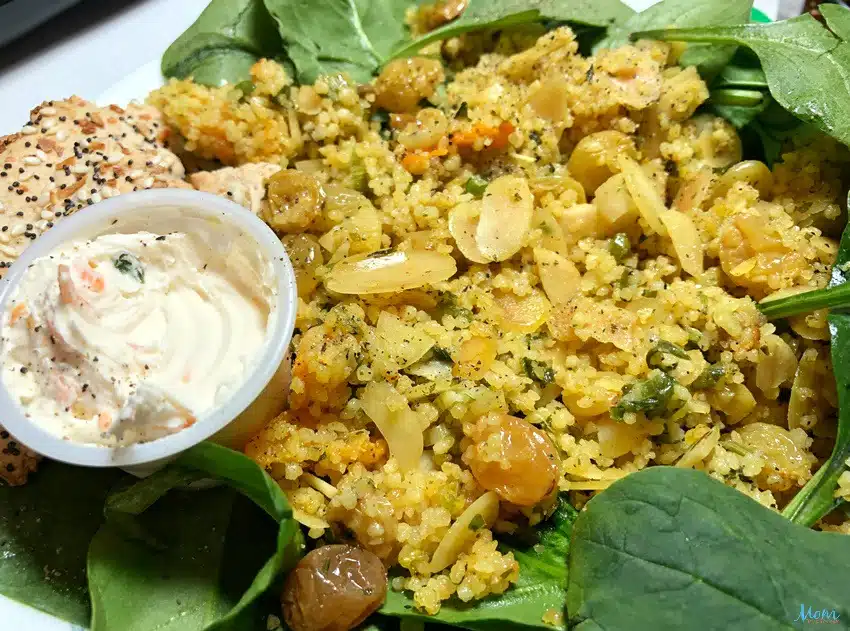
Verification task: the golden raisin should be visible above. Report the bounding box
[373,57,445,113]
[463,413,560,506]
[264,170,325,233]
[422,0,467,30]
[282,544,387,631]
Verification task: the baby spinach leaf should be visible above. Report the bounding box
[595,0,754,78]
[88,442,304,631]
[567,467,850,630]
[759,283,850,321]
[389,0,635,62]
[380,496,577,630]
[745,99,814,167]
[263,0,412,84]
[707,49,770,128]
[88,488,239,631]
[636,5,850,149]
[162,0,284,85]
[0,463,124,626]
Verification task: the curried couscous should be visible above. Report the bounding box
[147,17,850,616]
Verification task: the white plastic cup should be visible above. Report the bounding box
[0,189,297,472]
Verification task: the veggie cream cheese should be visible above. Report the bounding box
[0,230,273,446]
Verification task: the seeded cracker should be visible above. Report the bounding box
[0,96,191,276]
[0,429,38,486]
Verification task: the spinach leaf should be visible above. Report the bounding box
[707,48,771,128]
[88,442,304,631]
[0,463,124,626]
[595,0,754,78]
[567,467,850,630]
[389,0,635,62]
[781,203,850,527]
[759,283,850,321]
[263,0,412,84]
[162,0,284,85]
[88,488,239,631]
[380,496,577,630]
[745,99,814,167]
[636,5,850,149]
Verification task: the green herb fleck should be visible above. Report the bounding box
[692,364,726,390]
[347,155,368,193]
[720,439,750,456]
[432,347,453,363]
[523,358,555,386]
[113,252,144,283]
[646,341,688,370]
[371,108,392,140]
[611,372,676,421]
[235,80,255,97]
[685,326,703,348]
[437,294,473,325]
[468,514,485,532]
[609,233,631,263]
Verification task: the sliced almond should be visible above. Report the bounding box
[448,201,489,263]
[534,248,582,305]
[476,175,533,261]
[325,249,456,294]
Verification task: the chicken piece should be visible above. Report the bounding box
[0,429,40,486]
[0,96,190,276]
[190,162,281,216]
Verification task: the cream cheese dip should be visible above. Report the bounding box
[0,229,273,446]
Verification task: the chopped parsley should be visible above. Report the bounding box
[113,252,145,283]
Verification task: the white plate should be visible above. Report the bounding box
[0,0,779,627]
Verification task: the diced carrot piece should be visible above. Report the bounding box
[402,152,431,175]
[489,121,515,150]
[450,121,515,151]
